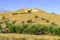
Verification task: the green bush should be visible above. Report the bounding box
[5,22,11,28]
[41,17,46,20]
[2,16,5,20]
[15,26,21,33]
[1,21,60,36]
[15,24,28,33]
[34,25,49,35]
[12,20,16,24]
[16,25,24,33]
[26,25,36,34]
[21,24,29,33]
[21,21,25,24]
[48,25,56,34]
[24,24,60,35]
[24,25,39,34]
[27,19,33,23]
[7,23,16,33]
[46,20,50,23]
[35,15,39,18]
[51,22,56,25]
[54,27,60,35]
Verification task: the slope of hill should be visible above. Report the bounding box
[0,8,60,25]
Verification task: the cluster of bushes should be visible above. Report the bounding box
[0,22,60,36]
[0,16,60,35]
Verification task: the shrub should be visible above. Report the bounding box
[23,24,49,35]
[48,25,59,35]
[2,16,5,20]
[1,21,60,36]
[46,20,50,23]
[41,17,46,20]
[7,23,16,33]
[35,15,39,18]
[21,24,29,33]
[22,24,28,28]
[27,19,33,23]
[27,10,31,13]
[51,22,56,25]
[17,24,60,35]
[24,25,36,34]
[54,27,60,35]
[35,25,49,35]
[48,25,55,34]
[5,21,10,28]
[12,13,19,15]
[12,20,16,24]
[8,26,16,33]
[15,24,28,33]
[15,26,20,33]
[21,21,25,24]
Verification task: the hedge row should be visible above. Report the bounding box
[0,23,60,35]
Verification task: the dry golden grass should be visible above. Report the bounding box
[0,33,60,40]
[0,8,60,25]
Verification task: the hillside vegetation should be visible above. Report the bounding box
[0,8,60,40]
[0,8,60,25]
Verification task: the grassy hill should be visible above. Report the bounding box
[0,8,60,25]
[0,8,60,40]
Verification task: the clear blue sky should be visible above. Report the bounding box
[0,0,60,14]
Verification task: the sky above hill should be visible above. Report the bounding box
[0,0,60,14]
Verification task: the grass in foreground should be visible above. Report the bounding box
[0,33,60,40]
